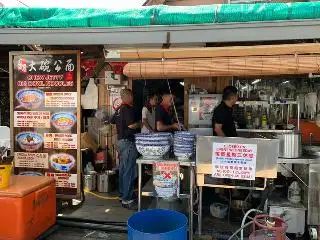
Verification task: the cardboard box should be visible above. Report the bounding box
[81,132,98,153]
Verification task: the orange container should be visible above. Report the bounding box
[0,175,56,240]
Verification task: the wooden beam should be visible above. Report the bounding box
[107,43,320,61]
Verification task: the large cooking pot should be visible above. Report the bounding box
[276,132,302,158]
[97,170,116,193]
[84,171,97,191]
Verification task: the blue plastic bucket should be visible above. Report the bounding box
[128,209,188,240]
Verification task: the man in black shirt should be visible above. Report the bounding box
[111,89,140,210]
[156,93,179,132]
[212,86,238,137]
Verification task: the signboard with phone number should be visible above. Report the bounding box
[212,143,257,180]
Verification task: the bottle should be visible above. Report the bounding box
[85,162,95,174]
[288,181,301,204]
[246,112,252,129]
[261,114,268,129]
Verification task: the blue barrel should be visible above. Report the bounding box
[128,209,188,240]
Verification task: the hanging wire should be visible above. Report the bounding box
[162,57,181,130]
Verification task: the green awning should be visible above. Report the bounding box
[0,2,320,28]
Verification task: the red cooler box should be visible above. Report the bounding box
[0,175,56,240]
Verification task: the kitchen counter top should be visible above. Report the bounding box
[278,155,320,164]
[136,157,196,167]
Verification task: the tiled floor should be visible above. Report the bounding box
[58,192,136,222]
[42,192,132,239]
[42,187,248,239]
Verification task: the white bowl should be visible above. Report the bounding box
[174,151,193,161]
[136,144,170,159]
[155,186,177,199]
[136,140,169,145]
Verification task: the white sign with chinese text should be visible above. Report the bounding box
[14,152,49,168]
[212,143,257,180]
[45,173,77,188]
[44,133,77,149]
[14,111,51,128]
[45,92,77,108]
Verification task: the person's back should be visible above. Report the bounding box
[115,89,140,210]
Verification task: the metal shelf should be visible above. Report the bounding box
[237,129,294,133]
[236,100,299,106]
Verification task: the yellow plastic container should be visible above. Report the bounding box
[0,164,12,189]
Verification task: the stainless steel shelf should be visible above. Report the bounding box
[136,157,196,167]
[237,129,294,133]
[278,157,320,164]
[236,100,298,106]
[142,192,190,199]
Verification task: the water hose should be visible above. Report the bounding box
[56,220,127,233]
[84,189,119,200]
[57,216,126,226]
[227,221,253,240]
[240,209,262,240]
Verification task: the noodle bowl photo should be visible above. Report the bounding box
[16,89,44,110]
[16,132,43,152]
[51,112,76,131]
[50,153,75,172]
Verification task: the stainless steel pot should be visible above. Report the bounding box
[276,132,302,158]
[84,171,96,191]
[97,170,116,193]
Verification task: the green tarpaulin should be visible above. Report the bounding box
[0,2,320,28]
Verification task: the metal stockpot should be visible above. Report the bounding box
[276,132,302,158]
[84,171,97,191]
[97,170,116,193]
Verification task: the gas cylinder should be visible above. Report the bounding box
[249,215,290,240]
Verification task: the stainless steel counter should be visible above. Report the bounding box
[277,154,320,227]
[237,129,294,133]
[278,156,320,164]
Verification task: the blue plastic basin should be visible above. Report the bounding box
[128,209,188,240]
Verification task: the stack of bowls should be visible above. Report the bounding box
[173,131,195,161]
[135,133,172,160]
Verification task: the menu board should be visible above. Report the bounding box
[9,51,80,198]
[212,143,257,180]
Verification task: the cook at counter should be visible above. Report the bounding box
[156,92,180,132]
[212,86,238,137]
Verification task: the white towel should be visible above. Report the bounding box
[81,78,98,110]
[305,92,317,119]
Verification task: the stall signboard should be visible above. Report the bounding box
[153,161,180,199]
[212,143,257,180]
[10,51,81,198]
[109,86,125,113]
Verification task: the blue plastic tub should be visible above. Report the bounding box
[128,209,188,240]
